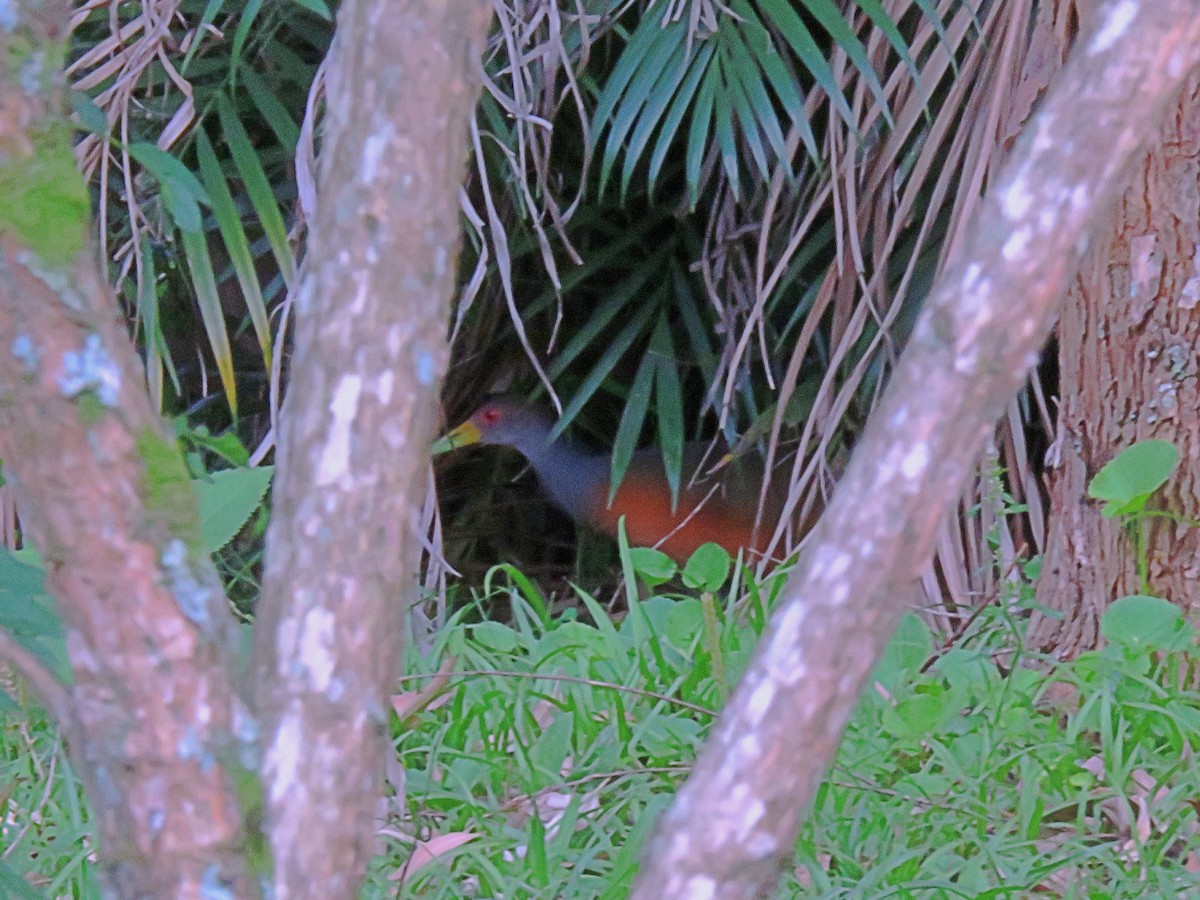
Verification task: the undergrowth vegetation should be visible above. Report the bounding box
[7,521,1200,897]
[364,546,1200,898]
[2,1,1197,896]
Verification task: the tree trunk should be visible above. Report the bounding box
[0,1,491,896]
[634,3,1200,897]
[249,1,492,896]
[1031,73,1200,655]
[0,7,254,895]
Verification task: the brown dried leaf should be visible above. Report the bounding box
[389,831,480,882]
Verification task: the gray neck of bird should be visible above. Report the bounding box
[521,436,608,519]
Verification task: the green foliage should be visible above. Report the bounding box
[9,539,1200,895]
[0,457,269,707]
[0,549,69,687]
[0,122,89,266]
[357,560,1200,896]
[73,0,318,421]
[1087,439,1188,597]
[0,706,98,895]
[1089,439,1178,518]
[194,465,274,554]
[681,542,731,593]
[1100,594,1191,653]
[592,0,921,202]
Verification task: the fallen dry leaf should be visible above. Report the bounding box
[390,831,479,882]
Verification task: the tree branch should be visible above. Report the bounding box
[249,2,493,895]
[0,8,254,895]
[634,2,1200,896]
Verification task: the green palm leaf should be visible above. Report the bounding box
[195,129,273,371]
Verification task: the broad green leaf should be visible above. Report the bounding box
[878,619,931,681]
[0,549,69,683]
[0,859,47,900]
[664,598,703,647]
[0,550,58,639]
[682,543,731,593]
[882,686,950,739]
[934,648,998,707]
[1088,439,1177,516]
[471,620,518,652]
[1101,594,1190,651]
[194,466,273,553]
[183,423,251,467]
[529,713,572,778]
[69,91,108,135]
[629,547,676,587]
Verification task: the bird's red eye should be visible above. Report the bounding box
[480,407,502,426]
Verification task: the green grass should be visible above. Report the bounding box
[5,547,1200,898]
[0,703,96,897]
[360,549,1200,898]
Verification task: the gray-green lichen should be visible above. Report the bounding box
[161,538,213,625]
[58,333,120,406]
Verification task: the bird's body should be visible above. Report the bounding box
[433,397,812,564]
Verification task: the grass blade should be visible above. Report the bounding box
[195,129,272,370]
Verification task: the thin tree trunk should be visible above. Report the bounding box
[249,1,492,896]
[0,6,254,894]
[1031,73,1200,654]
[634,3,1200,897]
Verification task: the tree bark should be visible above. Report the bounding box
[0,5,254,895]
[633,3,1200,897]
[249,1,492,897]
[1031,73,1200,655]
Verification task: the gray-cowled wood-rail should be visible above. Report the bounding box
[433,396,824,564]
